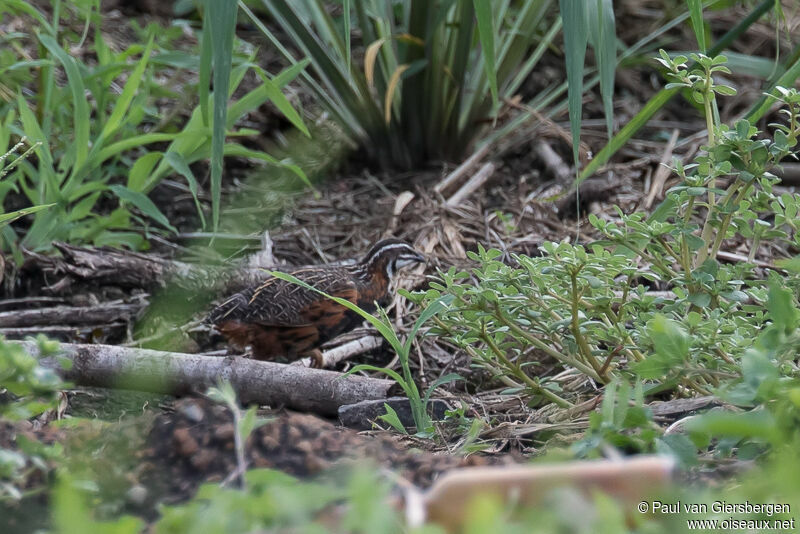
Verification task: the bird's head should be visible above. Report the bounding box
[360,238,425,280]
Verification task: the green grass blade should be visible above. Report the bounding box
[580,87,677,182]
[343,0,351,78]
[127,152,162,193]
[402,294,455,354]
[421,372,462,410]
[97,35,154,144]
[686,0,706,52]
[199,7,212,126]
[222,144,311,188]
[346,364,408,390]
[207,0,238,233]
[472,0,498,109]
[595,0,616,139]
[253,66,309,137]
[0,203,55,226]
[165,151,207,229]
[559,0,588,170]
[38,34,90,170]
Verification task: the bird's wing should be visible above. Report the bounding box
[207,267,358,328]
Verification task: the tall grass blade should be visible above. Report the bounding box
[38,34,90,171]
[385,64,410,124]
[108,184,177,233]
[686,0,706,52]
[97,36,154,145]
[207,0,238,233]
[559,0,588,170]
[592,0,616,139]
[343,0,351,79]
[253,67,309,137]
[473,0,498,109]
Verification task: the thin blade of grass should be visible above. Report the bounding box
[421,372,462,409]
[473,0,498,109]
[253,66,310,137]
[686,0,707,52]
[38,34,90,170]
[384,64,410,124]
[207,0,238,233]
[403,294,455,354]
[343,0,351,78]
[0,204,55,225]
[199,6,212,125]
[559,0,588,170]
[595,0,616,139]
[97,35,154,144]
[165,151,207,229]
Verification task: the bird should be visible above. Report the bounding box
[207,238,425,368]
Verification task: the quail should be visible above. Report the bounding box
[207,238,425,367]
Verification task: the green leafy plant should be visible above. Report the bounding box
[251,0,558,168]
[0,335,64,502]
[269,271,459,435]
[0,2,310,251]
[206,380,271,488]
[416,60,800,413]
[0,137,54,234]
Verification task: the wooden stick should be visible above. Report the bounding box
[18,341,393,416]
[445,162,496,207]
[296,335,384,368]
[434,143,493,196]
[0,301,143,327]
[645,129,679,208]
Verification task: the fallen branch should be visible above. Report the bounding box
[645,129,679,209]
[434,142,493,197]
[0,301,144,327]
[445,162,496,206]
[296,335,384,368]
[18,341,394,416]
[32,242,274,295]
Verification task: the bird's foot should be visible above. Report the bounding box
[306,349,324,369]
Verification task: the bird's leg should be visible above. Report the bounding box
[305,349,324,369]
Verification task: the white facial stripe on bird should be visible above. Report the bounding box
[365,243,419,266]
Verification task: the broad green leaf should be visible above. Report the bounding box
[108,184,177,233]
[128,152,163,193]
[766,282,799,333]
[378,403,408,434]
[649,314,690,361]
